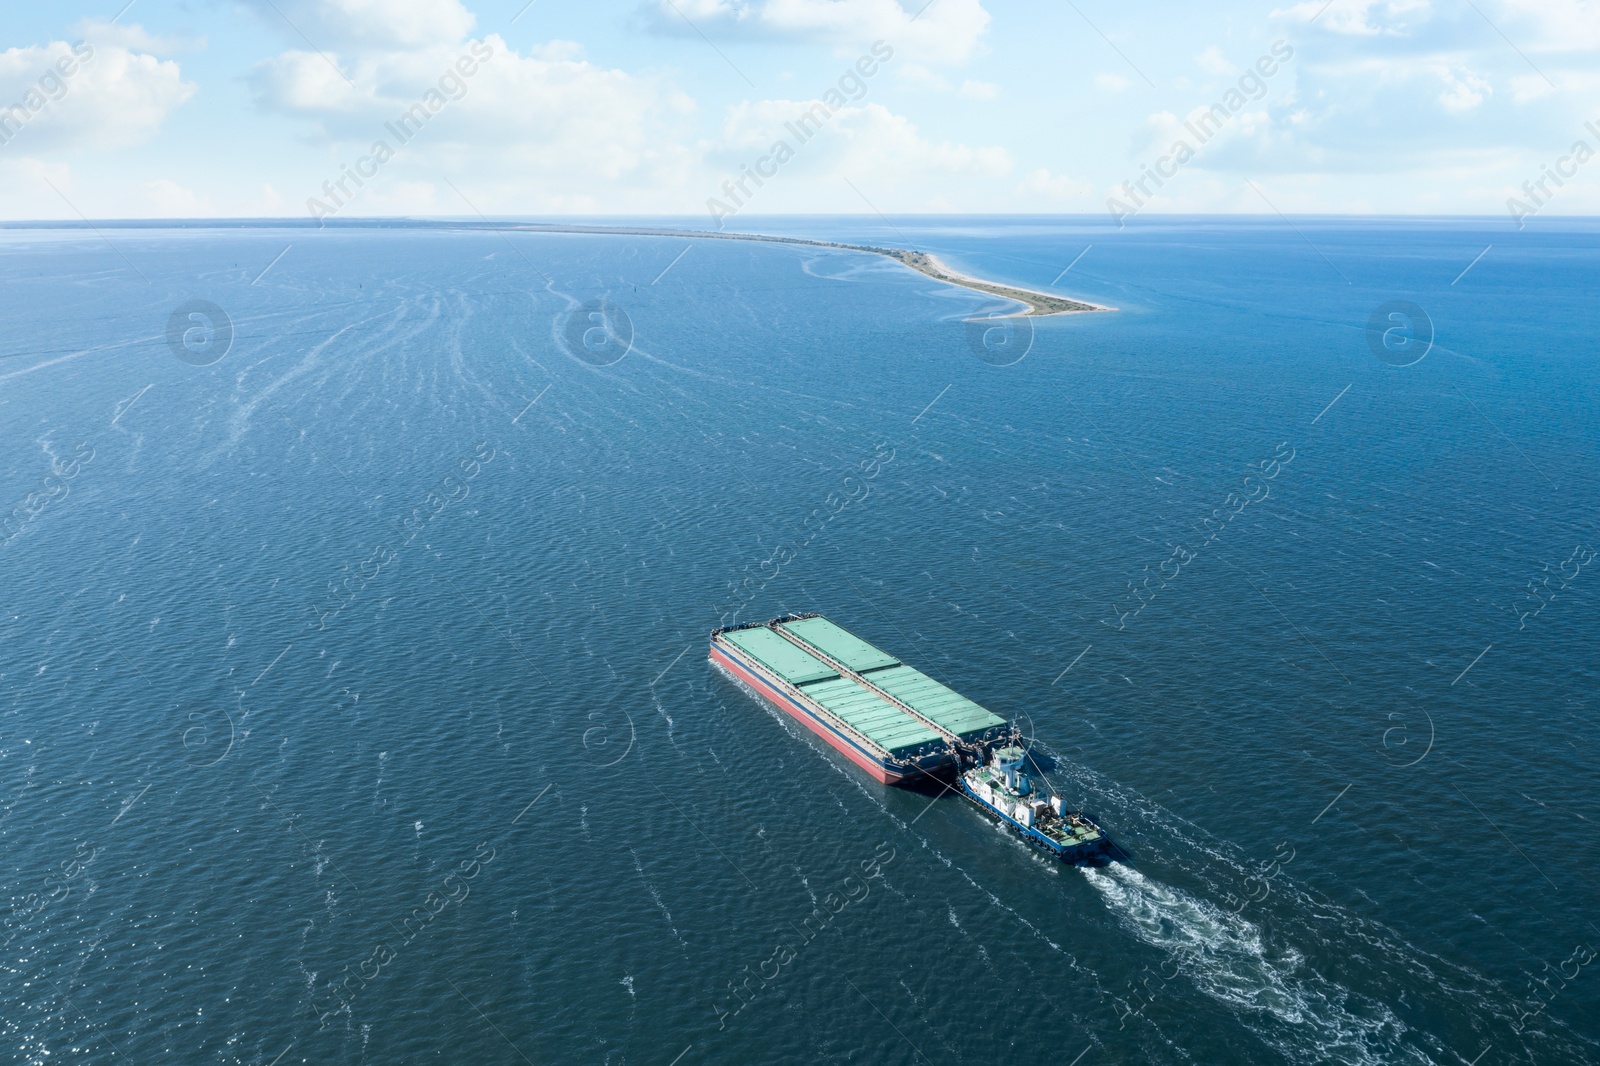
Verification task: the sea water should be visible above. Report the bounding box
[0,215,1595,1064]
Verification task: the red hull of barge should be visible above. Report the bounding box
[708,643,914,785]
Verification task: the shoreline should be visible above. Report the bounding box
[493,222,1112,318]
[882,250,1113,317]
[0,216,1112,317]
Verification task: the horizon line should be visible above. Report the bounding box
[0,211,1586,228]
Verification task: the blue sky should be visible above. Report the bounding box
[1,0,1597,222]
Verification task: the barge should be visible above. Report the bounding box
[709,613,1009,785]
[709,613,1111,862]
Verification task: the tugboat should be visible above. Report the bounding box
[956,742,1109,863]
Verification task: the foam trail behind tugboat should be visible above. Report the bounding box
[1082,865,1432,1065]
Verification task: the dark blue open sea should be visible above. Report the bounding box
[1,215,1596,1065]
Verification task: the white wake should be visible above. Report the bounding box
[1083,864,1432,1065]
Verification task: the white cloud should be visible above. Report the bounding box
[811,101,1013,186]
[1507,68,1600,102]
[531,40,587,62]
[1271,0,1430,36]
[1499,0,1600,51]
[248,49,371,114]
[704,95,1010,212]
[1195,46,1235,75]
[1432,64,1491,112]
[648,0,992,64]
[142,178,211,215]
[1244,37,1596,186]
[252,34,698,211]
[0,159,74,219]
[717,96,1008,174]
[886,69,994,98]
[71,19,199,55]
[351,178,440,213]
[2,161,224,223]
[1507,73,1555,103]
[895,64,951,91]
[239,2,1007,213]
[424,88,1012,215]
[2,157,72,190]
[1016,167,1091,199]
[240,0,476,49]
[463,38,697,182]
[0,34,195,152]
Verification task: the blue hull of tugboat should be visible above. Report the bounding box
[956,776,1108,862]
